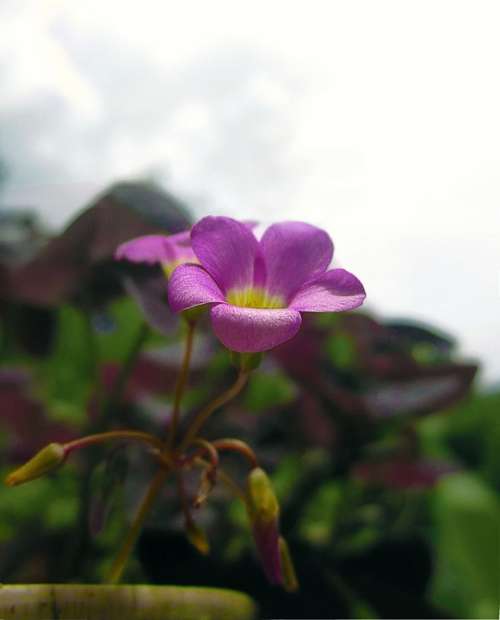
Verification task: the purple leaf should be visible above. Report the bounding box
[362,364,477,418]
[4,181,192,307]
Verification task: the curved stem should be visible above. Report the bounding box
[166,321,196,447]
[63,321,149,580]
[175,470,193,524]
[106,466,170,584]
[212,438,258,469]
[179,370,249,451]
[64,430,163,455]
[194,457,248,504]
[191,438,219,469]
[106,322,196,583]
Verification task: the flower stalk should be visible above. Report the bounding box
[5,431,163,487]
[166,319,196,448]
[179,370,250,451]
[212,439,258,469]
[106,466,170,584]
[64,431,163,455]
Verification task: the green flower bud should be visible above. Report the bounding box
[279,536,299,592]
[246,467,283,585]
[5,443,66,487]
[246,467,279,523]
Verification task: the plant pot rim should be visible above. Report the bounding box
[0,583,258,620]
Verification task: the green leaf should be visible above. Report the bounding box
[325,331,356,369]
[298,481,343,545]
[430,473,500,619]
[96,297,164,363]
[242,369,295,413]
[37,305,95,424]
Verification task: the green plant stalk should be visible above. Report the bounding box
[64,430,163,455]
[106,467,170,584]
[107,324,197,583]
[166,320,196,447]
[179,370,250,451]
[64,321,150,580]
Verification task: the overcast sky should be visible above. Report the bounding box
[1,1,499,384]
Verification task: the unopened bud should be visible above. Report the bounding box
[279,537,299,592]
[185,520,210,555]
[246,467,283,585]
[5,443,66,487]
[246,467,279,523]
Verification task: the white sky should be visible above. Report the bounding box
[1,0,499,384]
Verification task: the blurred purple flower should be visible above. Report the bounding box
[168,217,366,352]
[115,230,197,278]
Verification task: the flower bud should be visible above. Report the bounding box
[246,467,282,585]
[185,520,210,555]
[246,467,279,523]
[279,536,299,592]
[5,443,66,487]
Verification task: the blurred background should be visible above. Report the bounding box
[0,1,499,618]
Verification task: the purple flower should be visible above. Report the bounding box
[168,217,366,352]
[115,231,197,278]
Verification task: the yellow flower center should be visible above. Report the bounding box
[226,287,284,309]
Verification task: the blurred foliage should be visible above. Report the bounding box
[0,181,498,618]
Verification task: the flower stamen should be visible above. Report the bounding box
[226,287,284,309]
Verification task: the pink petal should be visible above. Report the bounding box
[167,230,197,261]
[289,268,366,312]
[260,221,334,301]
[168,264,225,312]
[210,304,302,352]
[115,235,176,264]
[191,216,262,293]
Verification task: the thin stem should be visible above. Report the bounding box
[104,322,196,584]
[63,430,163,455]
[62,321,149,580]
[175,470,193,525]
[166,321,196,448]
[190,440,219,508]
[212,438,258,469]
[191,438,219,470]
[179,370,249,451]
[106,466,169,584]
[194,457,248,505]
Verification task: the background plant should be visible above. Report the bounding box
[0,182,498,619]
